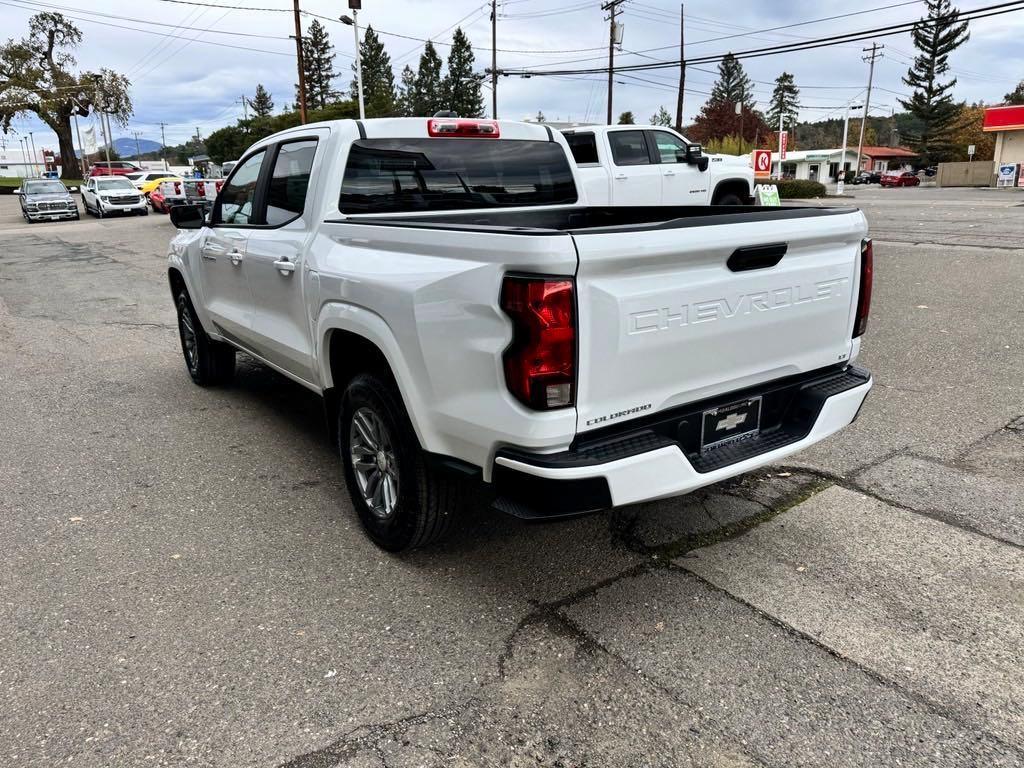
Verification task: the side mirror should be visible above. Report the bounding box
[169,204,206,230]
[685,143,704,164]
[67,186,79,193]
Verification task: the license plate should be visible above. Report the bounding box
[700,396,762,453]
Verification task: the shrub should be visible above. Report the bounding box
[775,179,827,199]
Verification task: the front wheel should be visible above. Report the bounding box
[175,290,235,386]
[340,373,462,551]
[714,192,744,206]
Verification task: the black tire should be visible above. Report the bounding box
[96,205,104,219]
[140,208,149,216]
[175,290,235,386]
[714,192,744,206]
[339,373,461,552]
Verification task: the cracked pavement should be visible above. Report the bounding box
[1,187,1022,767]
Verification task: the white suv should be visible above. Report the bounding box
[82,177,148,218]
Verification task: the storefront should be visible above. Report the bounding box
[770,149,862,181]
[984,105,1024,168]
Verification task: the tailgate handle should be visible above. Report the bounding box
[727,243,787,272]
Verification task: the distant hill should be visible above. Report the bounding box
[111,136,163,157]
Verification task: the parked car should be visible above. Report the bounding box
[81,176,148,217]
[167,117,873,551]
[880,171,921,187]
[562,125,754,205]
[220,160,239,177]
[14,178,79,222]
[88,161,143,177]
[149,186,170,214]
[126,171,181,193]
[924,166,938,177]
[852,171,882,185]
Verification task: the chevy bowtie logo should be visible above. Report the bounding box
[716,412,747,431]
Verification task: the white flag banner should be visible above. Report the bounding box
[82,125,98,155]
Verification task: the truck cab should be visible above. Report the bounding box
[562,125,753,206]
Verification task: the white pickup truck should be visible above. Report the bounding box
[563,124,754,206]
[167,117,872,551]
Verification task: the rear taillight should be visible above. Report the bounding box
[500,275,576,410]
[854,238,873,338]
[427,119,500,138]
[196,181,205,196]
[174,181,181,195]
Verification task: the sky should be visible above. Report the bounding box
[1,0,1021,155]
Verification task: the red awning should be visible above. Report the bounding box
[983,105,1024,132]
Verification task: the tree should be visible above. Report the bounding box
[397,65,416,116]
[766,72,800,132]
[617,111,636,125]
[352,26,396,117]
[1005,81,1024,105]
[948,103,994,160]
[709,53,754,108]
[689,99,767,147]
[442,28,484,118]
[251,83,274,117]
[0,12,132,177]
[296,19,338,111]
[413,41,444,117]
[650,105,672,126]
[899,0,970,164]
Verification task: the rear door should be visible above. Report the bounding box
[606,130,662,206]
[243,136,323,386]
[196,149,267,343]
[572,210,866,433]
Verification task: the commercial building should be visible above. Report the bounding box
[770,145,919,181]
[984,104,1024,168]
[0,147,43,178]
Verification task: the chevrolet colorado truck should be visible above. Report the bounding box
[167,117,873,551]
[562,124,754,206]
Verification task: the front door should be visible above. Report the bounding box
[243,138,321,386]
[647,130,707,204]
[607,130,662,206]
[196,149,267,344]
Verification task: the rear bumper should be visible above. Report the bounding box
[492,365,871,518]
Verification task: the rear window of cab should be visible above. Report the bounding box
[339,138,578,214]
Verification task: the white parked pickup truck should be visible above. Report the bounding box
[167,117,873,551]
[563,125,754,206]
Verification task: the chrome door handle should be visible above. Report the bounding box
[614,173,628,180]
[273,258,296,275]
[664,170,676,176]
[228,251,244,266]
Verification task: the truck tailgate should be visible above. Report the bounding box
[572,208,867,433]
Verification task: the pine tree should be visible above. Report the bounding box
[413,41,444,117]
[251,83,274,117]
[297,19,338,111]
[397,65,416,116]
[766,72,800,131]
[617,111,636,125]
[709,53,754,107]
[1005,80,1024,105]
[899,0,970,164]
[442,28,484,118]
[650,106,672,126]
[352,26,396,117]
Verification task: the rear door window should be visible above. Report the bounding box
[608,131,651,166]
[564,133,599,165]
[265,139,318,225]
[339,138,577,214]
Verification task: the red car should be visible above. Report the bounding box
[880,171,921,187]
[88,161,143,177]
[149,186,169,213]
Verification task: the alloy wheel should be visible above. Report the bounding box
[349,406,399,519]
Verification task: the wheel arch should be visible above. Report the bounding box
[712,177,754,205]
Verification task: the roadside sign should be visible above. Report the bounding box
[1018,164,1024,188]
[755,184,781,206]
[968,144,976,156]
[780,131,788,160]
[752,149,771,176]
[997,163,1017,187]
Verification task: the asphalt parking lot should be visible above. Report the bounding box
[1,186,1022,767]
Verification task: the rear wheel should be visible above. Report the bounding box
[175,290,235,386]
[339,373,461,551]
[714,192,744,206]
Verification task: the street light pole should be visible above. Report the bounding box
[838,102,862,196]
[340,10,365,120]
[491,0,497,119]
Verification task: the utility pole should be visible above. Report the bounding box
[776,111,783,180]
[675,3,684,130]
[856,43,883,176]
[602,0,626,125]
[94,77,112,167]
[839,102,863,195]
[293,0,308,124]
[72,108,86,178]
[159,122,168,171]
[491,0,498,119]
[29,132,39,175]
[239,95,249,120]
[132,131,143,162]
